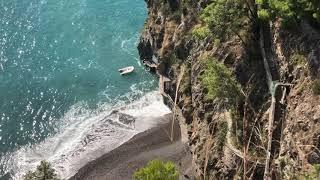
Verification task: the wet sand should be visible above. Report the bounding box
[69,114,193,180]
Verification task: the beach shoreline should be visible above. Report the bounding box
[69,114,193,180]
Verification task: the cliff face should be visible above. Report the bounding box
[138,0,320,179]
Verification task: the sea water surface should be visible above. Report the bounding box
[0,0,170,179]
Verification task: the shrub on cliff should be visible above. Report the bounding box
[290,53,306,66]
[200,0,248,42]
[192,24,211,40]
[201,57,241,106]
[133,159,179,180]
[256,0,320,24]
[298,164,320,179]
[24,161,59,180]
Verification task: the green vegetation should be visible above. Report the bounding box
[257,8,271,20]
[192,25,211,40]
[201,57,241,106]
[256,0,320,24]
[290,53,307,65]
[133,159,179,180]
[196,0,249,42]
[201,0,246,38]
[214,38,221,47]
[312,79,320,95]
[298,164,320,179]
[24,161,59,180]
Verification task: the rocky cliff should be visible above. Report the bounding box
[138,0,320,179]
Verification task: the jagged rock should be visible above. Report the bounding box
[138,0,320,179]
[308,151,320,164]
[137,39,153,62]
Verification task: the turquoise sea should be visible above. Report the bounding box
[0,0,169,179]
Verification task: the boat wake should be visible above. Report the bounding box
[3,90,170,179]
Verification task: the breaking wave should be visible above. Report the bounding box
[2,90,170,179]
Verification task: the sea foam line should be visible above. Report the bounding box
[4,90,170,179]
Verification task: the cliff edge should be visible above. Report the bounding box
[138,0,320,179]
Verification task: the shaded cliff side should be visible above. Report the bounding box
[138,0,320,179]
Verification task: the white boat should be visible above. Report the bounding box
[118,66,134,75]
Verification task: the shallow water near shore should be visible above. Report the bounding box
[8,91,171,179]
[0,0,166,178]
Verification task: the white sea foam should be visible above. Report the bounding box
[6,90,170,179]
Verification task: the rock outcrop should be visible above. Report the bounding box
[138,0,320,179]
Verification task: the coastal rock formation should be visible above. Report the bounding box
[138,0,320,179]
